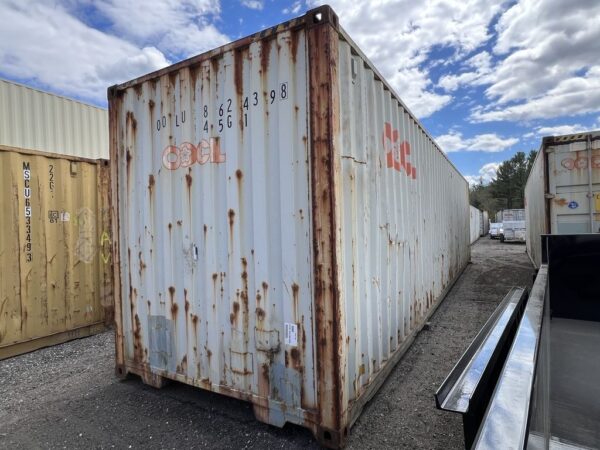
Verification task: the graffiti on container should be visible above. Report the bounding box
[100,231,111,264]
[383,122,417,179]
[162,138,225,170]
[23,162,32,262]
[75,207,96,264]
[561,155,600,170]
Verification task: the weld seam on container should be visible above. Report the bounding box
[109,6,470,447]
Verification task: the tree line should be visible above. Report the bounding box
[469,150,537,219]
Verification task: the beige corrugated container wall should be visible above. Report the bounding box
[109,6,471,447]
[0,148,112,359]
[526,131,600,267]
[0,79,108,159]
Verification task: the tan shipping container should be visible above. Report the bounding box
[0,146,112,359]
[109,6,470,447]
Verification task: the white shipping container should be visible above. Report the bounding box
[526,131,600,267]
[470,206,482,243]
[109,6,471,447]
[481,211,489,236]
[0,78,108,159]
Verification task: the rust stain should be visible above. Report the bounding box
[168,286,177,319]
[234,49,244,97]
[228,209,235,237]
[133,313,144,363]
[308,21,343,438]
[138,251,146,277]
[290,30,300,63]
[148,174,155,195]
[260,39,272,75]
[177,355,188,374]
[292,282,299,312]
[230,301,241,325]
[185,173,193,188]
[554,197,568,206]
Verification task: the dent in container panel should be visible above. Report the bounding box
[109,6,470,448]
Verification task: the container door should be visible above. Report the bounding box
[547,137,600,233]
[114,29,317,422]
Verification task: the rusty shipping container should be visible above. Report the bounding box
[525,131,600,267]
[108,6,470,447]
[0,146,112,359]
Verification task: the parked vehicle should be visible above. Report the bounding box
[525,131,600,267]
[496,209,526,243]
[489,223,502,239]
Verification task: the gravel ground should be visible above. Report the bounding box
[0,238,534,449]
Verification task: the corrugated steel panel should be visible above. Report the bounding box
[336,36,470,414]
[526,131,600,267]
[470,206,481,244]
[109,6,470,447]
[0,79,108,159]
[0,147,112,360]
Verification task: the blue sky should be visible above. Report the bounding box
[1,0,599,183]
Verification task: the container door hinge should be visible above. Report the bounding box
[544,193,555,199]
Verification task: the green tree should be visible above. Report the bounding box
[489,150,537,209]
[469,150,537,218]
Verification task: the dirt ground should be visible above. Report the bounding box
[0,238,534,449]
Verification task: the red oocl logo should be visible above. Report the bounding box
[383,122,416,179]
[162,138,225,170]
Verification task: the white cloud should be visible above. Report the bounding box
[534,124,590,137]
[91,0,228,58]
[0,0,169,104]
[438,51,493,92]
[469,0,600,122]
[436,131,518,153]
[308,0,508,118]
[283,1,302,14]
[465,162,500,186]
[472,66,600,122]
[241,0,264,10]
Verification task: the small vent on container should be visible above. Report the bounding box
[70,161,78,176]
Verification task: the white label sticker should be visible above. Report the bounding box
[284,322,297,346]
[60,212,70,222]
